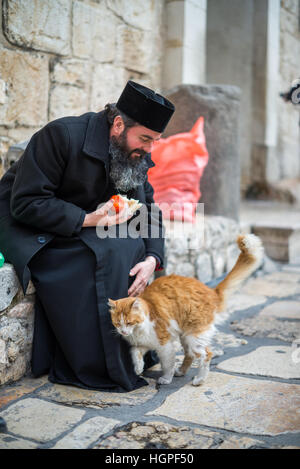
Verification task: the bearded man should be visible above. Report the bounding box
[0,81,175,391]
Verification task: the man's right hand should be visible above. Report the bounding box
[82,199,133,227]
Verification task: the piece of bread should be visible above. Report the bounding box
[117,194,143,214]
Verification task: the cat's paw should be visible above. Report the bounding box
[157,376,173,385]
[192,376,205,386]
[174,367,185,377]
[134,362,144,375]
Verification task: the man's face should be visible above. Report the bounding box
[109,121,161,192]
[123,125,162,158]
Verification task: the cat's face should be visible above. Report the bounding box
[108,297,146,337]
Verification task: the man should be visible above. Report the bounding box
[0,81,175,392]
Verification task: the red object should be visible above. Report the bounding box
[148,117,209,222]
[110,195,126,214]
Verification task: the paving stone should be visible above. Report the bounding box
[262,272,300,283]
[0,398,85,442]
[231,315,300,342]
[95,420,269,449]
[282,265,300,274]
[0,434,37,449]
[241,278,300,297]
[37,378,157,408]
[226,293,267,313]
[217,436,266,449]
[0,376,48,410]
[259,300,300,319]
[217,346,300,379]
[148,372,300,436]
[53,416,120,449]
[94,421,216,449]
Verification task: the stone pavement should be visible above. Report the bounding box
[0,263,300,449]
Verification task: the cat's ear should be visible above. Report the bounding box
[107,298,116,309]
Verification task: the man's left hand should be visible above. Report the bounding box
[128,256,157,297]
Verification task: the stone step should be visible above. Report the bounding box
[251,224,300,263]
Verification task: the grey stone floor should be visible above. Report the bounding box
[0,263,300,449]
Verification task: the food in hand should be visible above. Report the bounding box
[110,194,142,215]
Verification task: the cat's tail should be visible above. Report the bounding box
[214,234,264,309]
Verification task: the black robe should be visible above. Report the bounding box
[0,110,164,391]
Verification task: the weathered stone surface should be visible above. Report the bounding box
[53,416,120,449]
[0,376,48,410]
[149,372,300,436]
[37,378,157,408]
[95,421,215,449]
[262,271,300,284]
[0,398,85,442]
[72,1,116,61]
[213,332,248,353]
[0,264,20,312]
[50,58,91,88]
[217,346,300,379]
[116,25,152,74]
[252,226,300,263]
[195,252,213,283]
[230,315,300,343]
[90,64,126,111]
[49,84,89,121]
[3,0,71,55]
[0,49,48,127]
[226,243,240,271]
[107,0,164,31]
[226,292,267,313]
[282,265,300,274]
[217,436,266,450]
[95,420,267,449]
[165,85,241,221]
[0,300,34,385]
[0,434,37,449]
[241,277,300,297]
[259,300,300,319]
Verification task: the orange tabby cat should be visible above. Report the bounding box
[109,234,264,386]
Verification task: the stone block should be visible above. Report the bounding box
[53,416,120,449]
[49,84,89,121]
[0,263,20,312]
[195,252,213,283]
[0,299,34,385]
[116,25,152,74]
[165,85,241,221]
[90,64,126,112]
[72,1,116,62]
[0,49,48,127]
[252,225,300,263]
[50,58,91,88]
[107,0,164,31]
[149,372,300,436]
[0,398,85,442]
[217,345,300,379]
[36,378,157,408]
[3,0,71,55]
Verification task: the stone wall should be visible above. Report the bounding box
[277,0,300,179]
[0,0,165,177]
[0,215,241,385]
[206,0,300,194]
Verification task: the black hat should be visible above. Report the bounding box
[116,81,175,133]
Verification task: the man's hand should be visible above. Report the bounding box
[128,256,156,297]
[82,200,133,227]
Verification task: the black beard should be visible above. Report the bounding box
[109,132,149,193]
